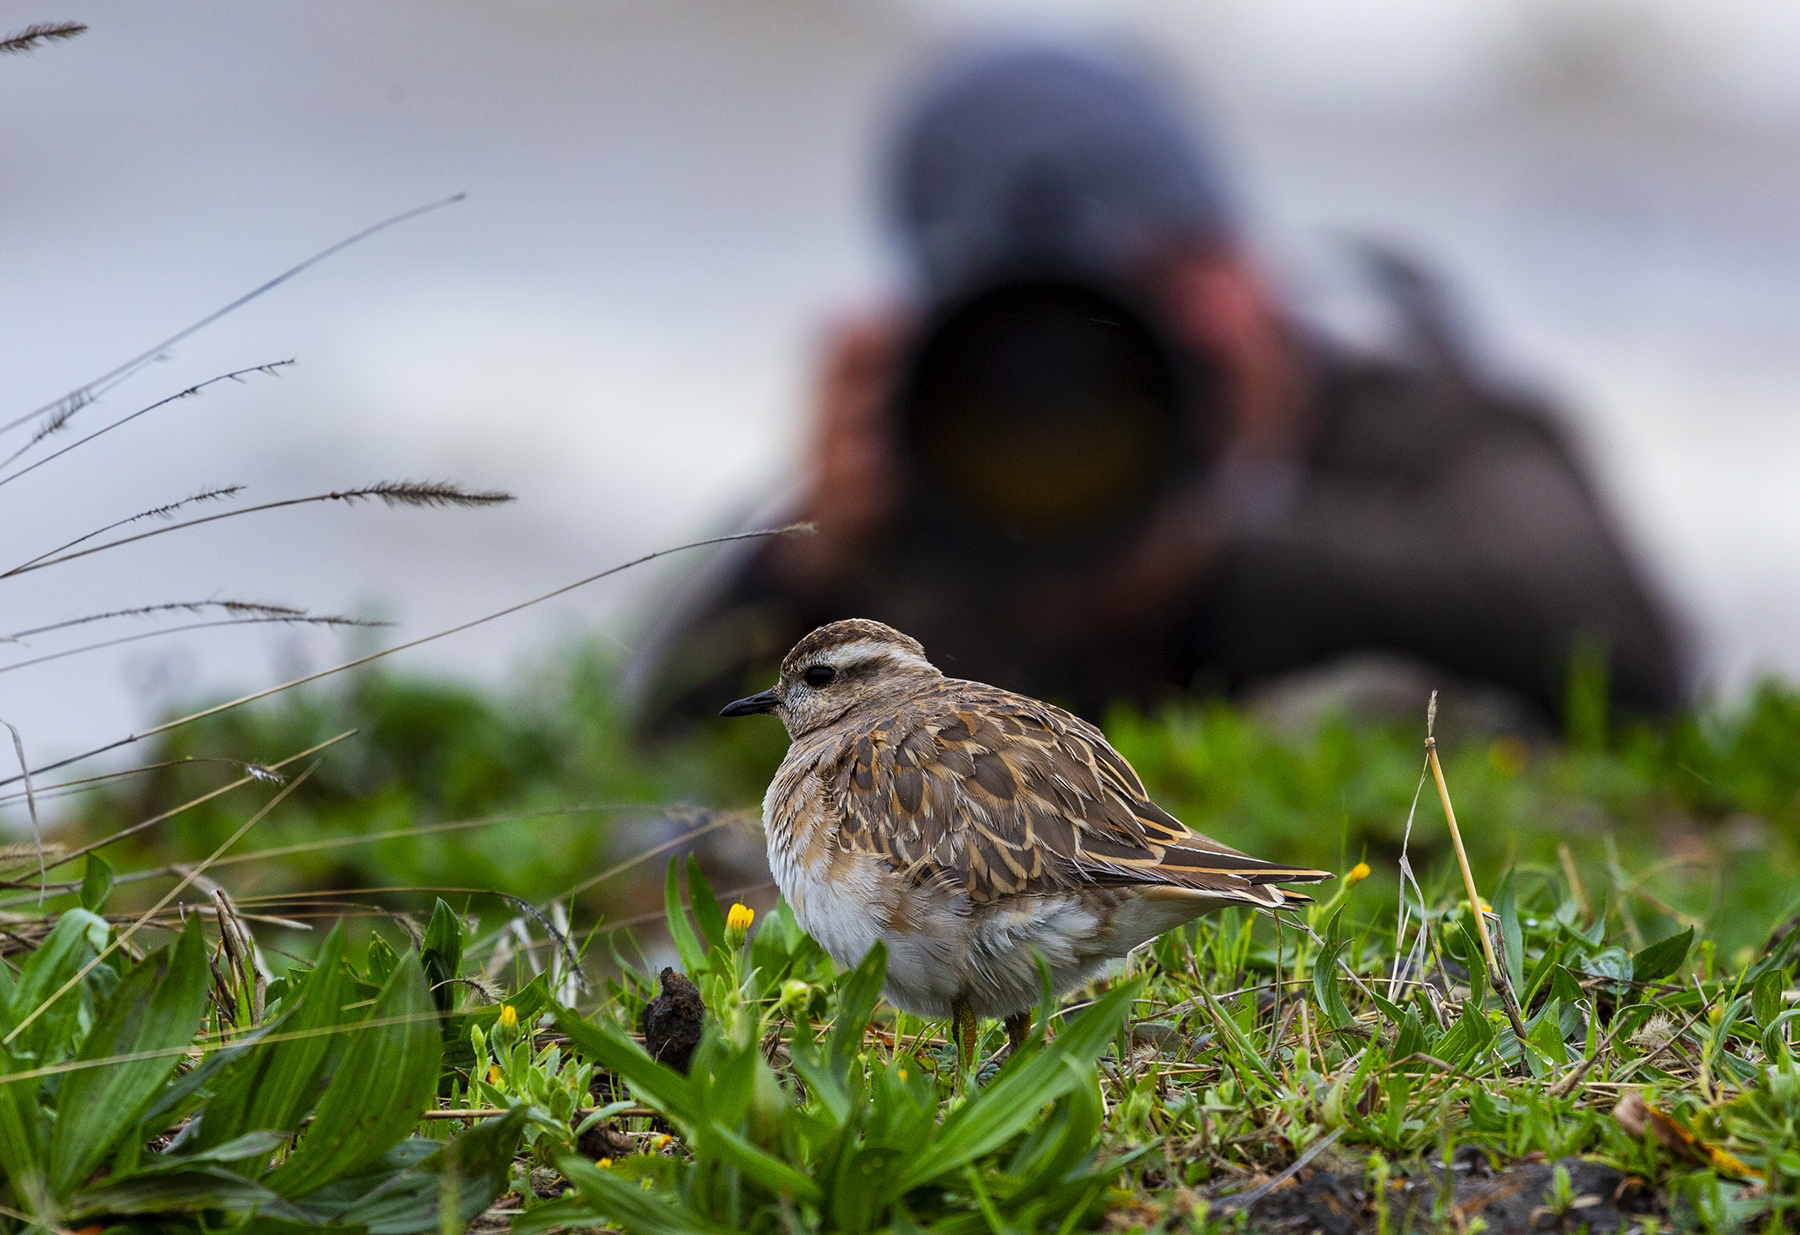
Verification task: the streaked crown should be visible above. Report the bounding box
[780,619,936,680]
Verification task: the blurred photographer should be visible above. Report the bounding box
[636,44,1683,730]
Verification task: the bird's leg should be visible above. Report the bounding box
[1004,1011,1031,1055]
[951,997,979,1076]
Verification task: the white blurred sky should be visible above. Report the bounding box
[4,0,1800,766]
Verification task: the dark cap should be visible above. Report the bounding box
[889,44,1234,301]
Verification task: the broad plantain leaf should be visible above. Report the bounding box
[330,1110,528,1234]
[0,1046,48,1213]
[68,1164,303,1221]
[49,914,210,1197]
[4,907,111,1064]
[266,949,441,1197]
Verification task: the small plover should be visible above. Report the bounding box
[721,618,1331,1058]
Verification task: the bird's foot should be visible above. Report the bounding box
[1004,1011,1031,1056]
[951,998,979,1080]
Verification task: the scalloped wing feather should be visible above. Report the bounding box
[825,679,1332,904]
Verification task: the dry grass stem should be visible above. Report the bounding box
[5,598,311,642]
[0,721,44,904]
[0,523,813,788]
[8,486,248,572]
[0,20,85,55]
[0,615,388,676]
[2,761,319,1048]
[0,729,355,887]
[0,362,291,481]
[3,482,514,578]
[0,195,463,441]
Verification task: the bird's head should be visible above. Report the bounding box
[720,618,942,737]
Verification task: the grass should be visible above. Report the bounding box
[0,650,1792,1231]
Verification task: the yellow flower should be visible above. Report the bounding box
[596,1158,613,1169]
[727,903,755,934]
[498,1004,518,1029]
[897,1067,908,1081]
[652,1134,672,1151]
[1347,862,1371,885]
[486,1064,503,1085]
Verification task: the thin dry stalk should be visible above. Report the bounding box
[0,523,813,788]
[1,196,463,442]
[1558,842,1593,922]
[0,362,291,481]
[1424,695,1529,1047]
[0,615,386,676]
[0,730,354,887]
[0,21,85,55]
[0,722,44,904]
[5,598,310,642]
[98,801,656,890]
[4,482,514,578]
[7,488,247,574]
[2,761,318,1048]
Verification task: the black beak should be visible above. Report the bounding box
[719,688,780,718]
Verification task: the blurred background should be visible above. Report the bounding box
[6,0,1800,960]
[6,0,1800,758]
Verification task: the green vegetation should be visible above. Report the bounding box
[3,654,1800,1231]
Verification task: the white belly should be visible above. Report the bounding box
[772,843,1133,1020]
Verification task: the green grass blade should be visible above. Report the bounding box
[420,899,464,1015]
[556,1153,736,1235]
[1633,927,1695,985]
[1494,870,1525,996]
[685,855,728,952]
[552,1006,697,1120]
[79,854,113,914]
[664,858,707,974]
[896,981,1139,1194]
[705,1123,825,1205]
[333,1109,528,1234]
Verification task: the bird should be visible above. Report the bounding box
[720,618,1331,1063]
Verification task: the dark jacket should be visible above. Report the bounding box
[635,343,1684,729]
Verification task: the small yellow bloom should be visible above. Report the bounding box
[596,1158,612,1169]
[498,1004,518,1029]
[1347,862,1371,885]
[897,1068,908,1081]
[652,1134,672,1151]
[727,903,755,934]
[486,1064,503,1085]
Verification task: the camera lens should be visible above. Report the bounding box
[899,278,1193,550]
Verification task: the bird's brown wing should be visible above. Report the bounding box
[826,679,1331,904]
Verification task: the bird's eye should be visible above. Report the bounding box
[803,665,836,688]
